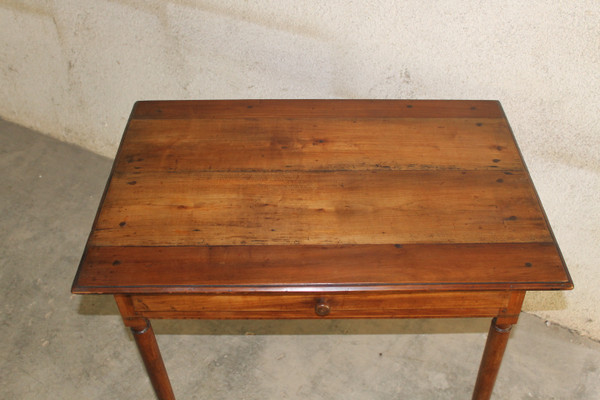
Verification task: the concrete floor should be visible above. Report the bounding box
[1,118,599,400]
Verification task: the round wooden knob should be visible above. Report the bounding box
[315,302,330,316]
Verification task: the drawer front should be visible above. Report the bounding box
[130,291,514,319]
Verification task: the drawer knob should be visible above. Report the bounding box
[315,302,330,317]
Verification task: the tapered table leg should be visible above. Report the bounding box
[472,317,513,400]
[129,318,176,400]
[114,295,176,400]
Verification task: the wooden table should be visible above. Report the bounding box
[72,100,572,400]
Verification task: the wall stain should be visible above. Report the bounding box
[106,0,329,40]
[535,149,600,175]
[0,1,53,17]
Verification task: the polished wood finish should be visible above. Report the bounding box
[131,99,505,119]
[128,291,516,319]
[115,295,175,400]
[72,100,572,400]
[472,318,517,400]
[76,243,568,294]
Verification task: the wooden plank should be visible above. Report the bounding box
[90,170,550,246]
[72,243,571,294]
[116,117,521,172]
[132,99,505,119]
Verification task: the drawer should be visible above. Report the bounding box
[129,291,515,319]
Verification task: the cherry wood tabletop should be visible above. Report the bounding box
[72,99,571,295]
[71,100,572,400]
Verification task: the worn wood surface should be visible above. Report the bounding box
[72,100,572,294]
[76,243,567,293]
[117,117,521,172]
[90,170,550,246]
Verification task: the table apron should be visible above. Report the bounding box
[119,291,524,321]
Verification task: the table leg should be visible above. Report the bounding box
[471,317,513,400]
[114,295,176,399]
[128,318,176,400]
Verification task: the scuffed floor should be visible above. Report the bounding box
[1,118,598,399]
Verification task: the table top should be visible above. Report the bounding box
[72,100,572,294]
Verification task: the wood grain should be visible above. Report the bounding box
[72,100,572,400]
[127,291,513,319]
[73,243,569,294]
[72,99,572,295]
[117,117,521,172]
[90,170,550,246]
[132,99,505,119]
